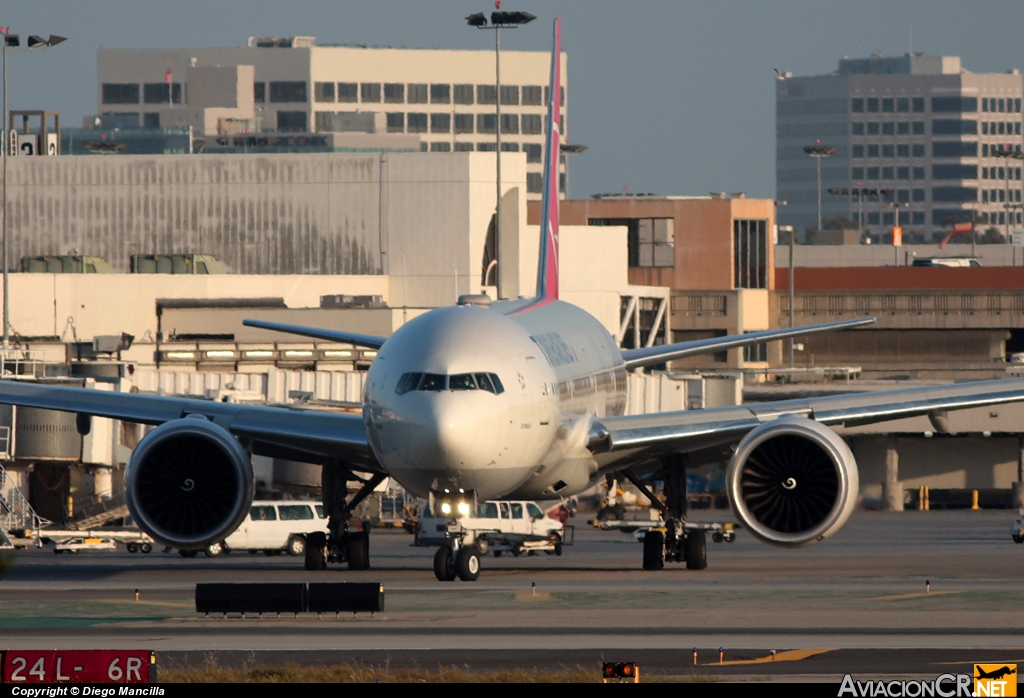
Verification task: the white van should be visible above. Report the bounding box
[198,501,329,558]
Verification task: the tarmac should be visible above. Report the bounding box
[2,508,1024,680]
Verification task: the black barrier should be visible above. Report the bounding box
[195,582,383,614]
[307,582,385,613]
[195,583,306,614]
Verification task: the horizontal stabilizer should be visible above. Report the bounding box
[242,319,386,349]
[621,316,875,370]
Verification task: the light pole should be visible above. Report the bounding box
[774,200,792,367]
[994,147,1024,241]
[466,5,535,298]
[804,144,838,235]
[1,31,65,354]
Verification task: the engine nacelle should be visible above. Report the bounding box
[726,415,858,547]
[124,416,254,550]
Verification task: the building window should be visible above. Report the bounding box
[454,84,474,104]
[897,189,910,203]
[897,97,910,113]
[912,166,926,180]
[384,83,404,103]
[430,113,451,133]
[254,82,266,103]
[407,84,428,104]
[882,98,895,112]
[867,97,879,112]
[314,82,335,102]
[983,98,989,113]
[882,144,895,158]
[852,145,864,158]
[851,122,865,135]
[933,141,978,158]
[932,119,977,135]
[543,86,565,105]
[337,83,358,102]
[477,142,496,152]
[897,121,909,135]
[882,122,895,135]
[430,84,450,104]
[500,142,519,152]
[882,166,894,179]
[912,121,925,135]
[867,144,880,157]
[897,144,910,157]
[143,112,160,129]
[454,142,474,152]
[143,83,181,104]
[932,97,978,113]
[933,164,978,179]
[361,83,381,103]
[527,172,543,193]
[912,211,925,225]
[477,85,497,105]
[743,335,768,363]
[500,114,519,134]
[454,114,474,134]
[102,83,140,104]
[734,219,767,289]
[852,167,864,179]
[430,142,451,152]
[477,113,497,134]
[897,166,910,180]
[522,114,542,135]
[851,98,864,112]
[867,212,880,224]
[276,111,307,132]
[270,82,307,103]
[525,143,542,163]
[500,85,519,105]
[912,143,926,157]
[867,122,880,135]
[912,97,925,113]
[386,112,404,132]
[407,113,428,133]
[912,188,926,202]
[883,212,895,225]
[932,186,978,202]
[523,86,542,105]
[867,167,880,180]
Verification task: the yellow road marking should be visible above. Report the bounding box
[707,648,835,666]
[514,592,552,601]
[868,590,967,601]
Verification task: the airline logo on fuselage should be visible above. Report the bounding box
[531,332,577,367]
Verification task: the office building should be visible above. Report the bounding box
[777,53,1023,241]
[96,36,568,198]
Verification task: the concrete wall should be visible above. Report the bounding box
[777,243,1024,268]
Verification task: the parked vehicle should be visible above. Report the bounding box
[181,501,328,558]
[417,499,570,557]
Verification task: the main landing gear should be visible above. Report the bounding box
[622,455,708,572]
[305,466,384,572]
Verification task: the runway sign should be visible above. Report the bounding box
[1,650,155,683]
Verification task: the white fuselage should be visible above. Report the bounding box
[363,300,627,501]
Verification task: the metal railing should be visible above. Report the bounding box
[0,460,49,532]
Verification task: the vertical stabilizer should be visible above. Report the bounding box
[534,18,562,303]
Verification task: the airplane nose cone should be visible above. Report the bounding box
[428,397,487,467]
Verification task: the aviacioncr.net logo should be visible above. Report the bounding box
[839,674,973,697]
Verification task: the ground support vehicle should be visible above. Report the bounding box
[191,500,329,559]
[418,498,571,582]
[39,529,154,554]
[1011,515,1024,543]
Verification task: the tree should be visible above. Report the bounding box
[980,227,1006,244]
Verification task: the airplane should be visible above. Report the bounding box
[2,20,1024,583]
[976,666,1017,681]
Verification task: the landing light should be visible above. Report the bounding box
[441,502,452,515]
[457,502,470,516]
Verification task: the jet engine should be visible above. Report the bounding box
[124,417,254,550]
[726,415,858,547]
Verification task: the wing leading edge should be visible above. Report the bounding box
[241,319,386,349]
[620,316,876,370]
[589,377,1024,455]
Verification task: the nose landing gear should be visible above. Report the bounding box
[433,539,482,582]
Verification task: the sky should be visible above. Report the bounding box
[5,1,1024,200]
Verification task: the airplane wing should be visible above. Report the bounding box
[589,377,1024,455]
[620,317,875,370]
[0,379,380,470]
[242,319,386,349]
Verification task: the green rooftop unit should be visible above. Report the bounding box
[130,254,226,274]
[21,255,114,273]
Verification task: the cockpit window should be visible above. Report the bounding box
[395,371,504,395]
[449,373,477,390]
[419,373,446,391]
[395,372,423,395]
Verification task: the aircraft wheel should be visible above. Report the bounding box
[305,532,328,571]
[204,542,225,558]
[455,547,481,582]
[140,543,152,554]
[642,530,665,570]
[686,530,707,570]
[1013,534,1024,544]
[347,532,369,571]
[434,546,456,581]
[287,535,306,557]
[126,543,139,554]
